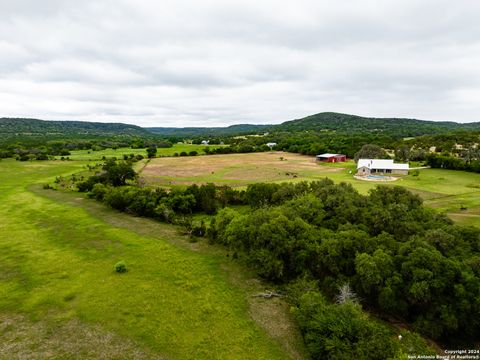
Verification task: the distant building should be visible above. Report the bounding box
[357,159,409,175]
[316,153,347,163]
[266,142,277,148]
[201,140,209,145]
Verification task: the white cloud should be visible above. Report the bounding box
[0,0,480,126]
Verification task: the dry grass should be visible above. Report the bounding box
[247,296,306,360]
[140,152,342,187]
[0,313,162,360]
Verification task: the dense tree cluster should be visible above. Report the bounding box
[426,153,480,173]
[204,144,270,155]
[208,179,480,345]
[0,136,173,160]
[77,159,137,191]
[354,144,389,162]
[77,161,243,221]
[292,287,434,359]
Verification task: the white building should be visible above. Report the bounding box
[266,142,277,148]
[357,159,409,176]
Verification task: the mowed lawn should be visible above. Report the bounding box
[322,162,480,226]
[0,159,297,359]
[55,143,226,161]
[141,152,480,227]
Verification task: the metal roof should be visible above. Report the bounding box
[317,153,344,158]
[357,159,409,170]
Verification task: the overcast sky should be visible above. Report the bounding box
[1,0,480,127]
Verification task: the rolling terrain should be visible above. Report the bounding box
[0,118,150,145]
[0,159,304,359]
[6,111,480,141]
[147,112,480,138]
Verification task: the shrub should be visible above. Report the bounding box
[293,291,399,360]
[114,261,127,273]
[89,183,108,201]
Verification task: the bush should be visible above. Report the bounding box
[114,261,127,273]
[89,183,108,201]
[293,291,399,360]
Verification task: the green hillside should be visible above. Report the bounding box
[146,124,269,136]
[274,112,473,137]
[146,112,480,138]
[0,118,149,138]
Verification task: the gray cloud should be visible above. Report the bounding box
[0,0,480,126]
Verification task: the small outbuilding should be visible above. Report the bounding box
[316,153,347,163]
[357,159,409,175]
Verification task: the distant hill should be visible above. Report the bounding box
[0,118,149,139]
[273,112,480,137]
[146,124,269,137]
[147,112,480,138]
[4,112,480,142]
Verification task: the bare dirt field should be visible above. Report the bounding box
[140,152,343,187]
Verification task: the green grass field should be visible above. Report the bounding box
[56,143,226,161]
[0,159,304,359]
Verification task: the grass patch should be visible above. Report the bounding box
[55,144,227,161]
[0,159,303,359]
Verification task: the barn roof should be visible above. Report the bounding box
[357,159,409,170]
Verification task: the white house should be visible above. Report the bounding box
[357,159,409,176]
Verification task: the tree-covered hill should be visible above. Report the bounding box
[146,112,480,138]
[274,112,480,137]
[0,118,149,138]
[146,124,269,137]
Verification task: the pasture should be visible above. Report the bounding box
[140,152,480,227]
[55,143,225,161]
[0,159,303,359]
[140,151,343,187]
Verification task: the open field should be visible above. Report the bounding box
[55,143,226,161]
[141,152,480,227]
[140,151,344,187]
[0,159,304,359]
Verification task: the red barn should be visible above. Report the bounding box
[316,153,347,163]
